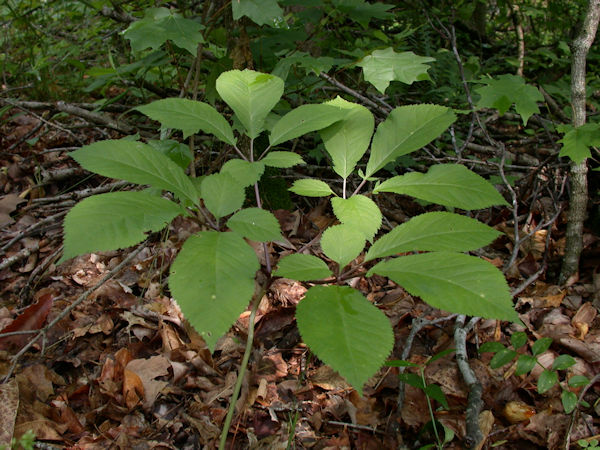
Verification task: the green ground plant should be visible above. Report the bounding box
[479,331,590,414]
[61,68,518,447]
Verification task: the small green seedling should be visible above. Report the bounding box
[480,331,589,414]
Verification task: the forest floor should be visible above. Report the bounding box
[1,106,600,449]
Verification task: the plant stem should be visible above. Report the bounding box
[218,284,266,450]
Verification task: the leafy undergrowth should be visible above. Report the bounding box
[1,110,600,449]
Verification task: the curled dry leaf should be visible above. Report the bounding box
[572,302,597,340]
[502,400,536,424]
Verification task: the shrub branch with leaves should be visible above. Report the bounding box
[61,68,519,444]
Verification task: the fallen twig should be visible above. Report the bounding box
[454,315,484,448]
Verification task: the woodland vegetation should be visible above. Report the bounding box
[1,1,600,449]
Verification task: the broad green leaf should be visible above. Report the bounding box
[365,105,456,177]
[531,337,553,356]
[568,375,590,388]
[489,348,517,369]
[399,372,425,389]
[478,342,505,353]
[232,0,284,26]
[320,97,374,179]
[269,104,348,147]
[216,70,284,138]
[61,191,182,262]
[221,159,265,187]
[515,355,537,375]
[169,231,259,351]
[123,8,204,55]
[296,285,394,394]
[201,172,245,219]
[426,348,456,364]
[331,195,381,242]
[386,360,419,368]
[365,212,501,261]
[537,370,558,394]
[273,253,333,280]
[261,151,305,168]
[332,0,394,28]
[147,139,193,169]
[357,48,434,93]
[273,52,343,79]
[373,164,508,210]
[71,140,198,205]
[552,354,576,371]
[289,179,334,197]
[423,384,449,409]
[511,331,528,349]
[558,123,600,163]
[475,74,543,125]
[367,252,519,322]
[320,224,365,268]
[227,208,282,242]
[137,98,236,144]
[562,390,578,414]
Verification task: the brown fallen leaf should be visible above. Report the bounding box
[126,355,170,409]
[0,378,18,447]
[0,292,54,351]
[503,400,536,424]
[123,368,144,410]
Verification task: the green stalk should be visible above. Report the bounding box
[218,285,265,450]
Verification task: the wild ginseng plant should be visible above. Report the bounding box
[61,69,519,436]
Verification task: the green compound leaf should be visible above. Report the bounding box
[475,74,543,125]
[61,191,182,263]
[289,179,334,197]
[538,369,558,394]
[137,98,236,144]
[320,97,374,179]
[531,337,553,356]
[269,103,348,147]
[357,48,435,93]
[367,252,519,322]
[273,253,333,280]
[373,164,508,210]
[146,140,193,170]
[221,159,265,187]
[558,123,600,164]
[423,384,449,409]
[479,342,505,354]
[227,208,282,242]
[332,0,394,28]
[169,231,259,351]
[365,105,456,178]
[232,0,284,26]
[261,151,305,168]
[568,375,590,388]
[296,285,394,394]
[216,70,284,138]
[331,195,381,242]
[201,172,245,219]
[123,8,204,55]
[562,390,578,414]
[515,354,537,375]
[365,212,501,261]
[511,331,528,349]
[552,354,576,371]
[320,224,365,269]
[71,140,198,206]
[489,348,517,369]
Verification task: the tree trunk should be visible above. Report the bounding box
[560,0,600,284]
